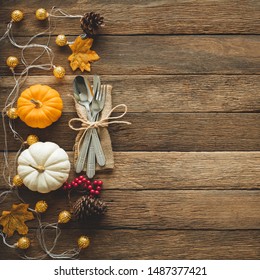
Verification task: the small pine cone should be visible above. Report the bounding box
[80,12,104,37]
[73,195,107,221]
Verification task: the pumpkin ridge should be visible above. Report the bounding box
[44,171,64,186]
[41,106,62,122]
[23,110,49,128]
[41,90,60,102]
[42,96,61,103]
[17,106,35,119]
[44,168,70,174]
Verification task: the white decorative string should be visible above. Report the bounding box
[1,7,57,190]
[0,22,13,43]
[0,7,86,259]
[0,190,13,204]
[49,8,82,18]
[24,221,80,260]
[0,232,16,248]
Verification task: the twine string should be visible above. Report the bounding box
[68,104,131,155]
[0,7,96,259]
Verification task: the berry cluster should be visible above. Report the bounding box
[63,176,103,197]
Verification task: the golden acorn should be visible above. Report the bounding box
[16,237,30,249]
[12,175,23,187]
[6,108,18,119]
[36,8,48,20]
[78,236,90,249]
[6,56,19,68]
[55,34,68,46]
[26,135,39,146]
[11,10,24,22]
[35,200,48,213]
[53,66,65,79]
[58,210,71,223]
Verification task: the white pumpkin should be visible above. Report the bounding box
[17,142,70,193]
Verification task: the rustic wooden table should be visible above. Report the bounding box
[0,0,260,260]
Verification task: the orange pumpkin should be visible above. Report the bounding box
[17,84,63,128]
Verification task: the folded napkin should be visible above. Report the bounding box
[73,84,114,171]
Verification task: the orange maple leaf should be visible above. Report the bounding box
[0,203,34,237]
[68,36,100,72]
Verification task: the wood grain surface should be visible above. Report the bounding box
[1,152,260,189]
[1,36,260,75]
[0,0,260,35]
[0,0,259,260]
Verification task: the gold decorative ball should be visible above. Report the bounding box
[58,210,71,223]
[36,8,49,20]
[13,175,23,187]
[11,10,24,22]
[6,56,19,68]
[53,66,65,79]
[78,236,90,249]
[55,34,68,47]
[35,200,48,213]
[16,237,30,249]
[26,134,39,146]
[6,108,18,119]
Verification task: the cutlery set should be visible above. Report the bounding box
[73,75,107,178]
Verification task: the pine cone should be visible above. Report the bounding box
[80,12,104,37]
[73,195,107,221]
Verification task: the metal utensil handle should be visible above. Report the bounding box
[87,138,96,178]
[75,129,92,173]
[92,128,106,166]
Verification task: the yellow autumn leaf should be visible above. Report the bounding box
[68,36,100,72]
[0,203,34,237]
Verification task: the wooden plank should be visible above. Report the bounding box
[1,113,260,151]
[1,229,260,260]
[1,151,260,190]
[0,0,259,35]
[1,189,260,229]
[1,75,260,113]
[1,151,260,189]
[0,36,260,75]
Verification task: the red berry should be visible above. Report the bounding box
[86,180,91,185]
[67,184,72,189]
[90,189,95,194]
[97,180,103,185]
[63,185,67,190]
[88,185,93,190]
[73,182,78,188]
[93,180,98,185]
[78,180,82,184]
[79,175,84,180]
[96,186,101,191]
[75,178,79,182]
[95,190,100,195]
[82,177,87,182]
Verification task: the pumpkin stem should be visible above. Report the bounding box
[29,164,45,173]
[30,99,43,108]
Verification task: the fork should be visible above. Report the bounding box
[74,77,93,173]
[87,85,107,178]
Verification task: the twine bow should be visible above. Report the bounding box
[68,104,131,154]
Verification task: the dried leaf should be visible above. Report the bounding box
[68,36,100,72]
[0,203,34,237]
